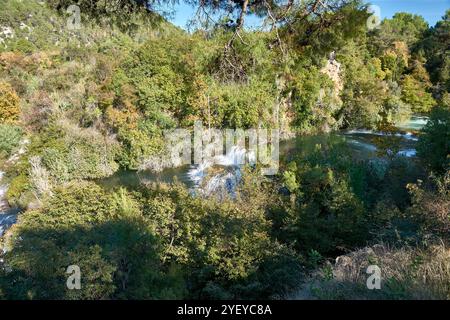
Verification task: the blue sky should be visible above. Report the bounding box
[168,0,449,30]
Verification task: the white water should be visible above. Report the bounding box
[0,171,7,210]
[397,149,417,157]
[396,116,429,131]
[0,171,17,237]
[187,146,255,197]
[344,129,419,141]
[346,137,417,158]
[343,116,429,158]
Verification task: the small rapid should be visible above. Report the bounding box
[96,116,429,197]
[0,171,18,237]
[187,146,255,197]
[342,116,428,158]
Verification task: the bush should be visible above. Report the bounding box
[407,171,450,237]
[0,182,186,299]
[142,182,272,280]
[5,173,32,208]
[37,120,119,181]
[417,106,450,173]
[296,244,450,300]
[110,37,190,130]
[0,82,20,124]
[0,124,22,157]
[277,140,368,255]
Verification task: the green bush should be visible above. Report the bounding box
[0,181,186,299]
[0,124,22,157]
[35,121,119,181]
[417,106,450,173]
[5,173,32,208]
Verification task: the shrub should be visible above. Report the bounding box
[0,182,186,299]
[296,244,450,300]
[142,182,272,280]
[277,140,368,254]
[407,171,450,237]
[115,128,162,170]
[0,82,20,124]
[37,120,120,181]
[417,106,450,173]
[5,173,32,208]
[0,124,22,157]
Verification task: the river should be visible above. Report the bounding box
[0,116,428,237]
[0,171,19,238]
[97,116,427,194]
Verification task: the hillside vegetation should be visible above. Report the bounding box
[0,0,449,299]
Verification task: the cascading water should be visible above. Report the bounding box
[345,129,419,141]
[0,172,8,211]
[343,118,427,158]
[0,171,17,237]
[97,116,429,196]
[187,146,255,197]
[396,116,429,131]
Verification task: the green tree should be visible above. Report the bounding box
[0,182,186,299]
[376,13,429,49]
[417,106,450,173]
[401,75,436,113]
[339,40,389,129]
[419,10,450,92]
[277,141,367,255]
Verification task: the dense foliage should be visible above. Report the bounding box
[417,105,450,173]
[0,1,448,300]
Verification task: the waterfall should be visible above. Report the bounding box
[397,149,417,157]
[187,146,255,197]
[396,116,429,131]
[343,127,421,159]
[346,139,378,152]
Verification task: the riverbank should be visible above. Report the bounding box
[0,138,29,238]
[0,171,18,238]
[96,116,428,194]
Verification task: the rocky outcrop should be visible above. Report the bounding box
[275,77,296,140]
[0,26,14,48]
[321,51,343,102]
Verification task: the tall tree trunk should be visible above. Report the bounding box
[236,0,249,31]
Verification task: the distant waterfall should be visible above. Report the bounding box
[187,146,255,197]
